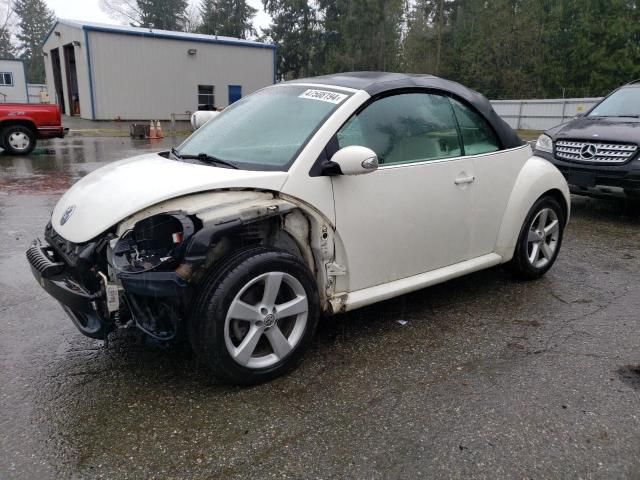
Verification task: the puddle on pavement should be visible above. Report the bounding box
[617,365,640,390]
[0,136,188,195]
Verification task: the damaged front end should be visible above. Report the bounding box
[27,215,194,341]
[110,212,197,340]
[26,191,319,342]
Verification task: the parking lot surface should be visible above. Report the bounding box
[1,136,639,479]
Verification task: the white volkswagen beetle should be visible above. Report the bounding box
[28,72,569,384]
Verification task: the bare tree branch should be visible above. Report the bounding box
[99,0,143,25]
[0,0,15,31]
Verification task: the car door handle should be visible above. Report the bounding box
[454,175,475,185]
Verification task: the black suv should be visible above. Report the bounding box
[533,81,640,199]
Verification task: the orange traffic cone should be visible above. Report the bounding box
[148,120,157,139]
[156,120,164,138]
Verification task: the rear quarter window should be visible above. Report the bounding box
[450,97,500,155]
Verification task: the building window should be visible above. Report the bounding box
[198,85,215,110]
[0,73,14,86]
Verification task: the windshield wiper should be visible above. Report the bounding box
[591,114,640,118]
[171,149,238,169]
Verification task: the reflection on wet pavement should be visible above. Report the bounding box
[0,136,187,194]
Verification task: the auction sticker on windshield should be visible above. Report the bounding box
[299,89,348,104]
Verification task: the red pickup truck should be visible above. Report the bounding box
[0,103,67,155]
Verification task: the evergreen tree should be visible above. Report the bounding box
[13,0,54,83]
[136,0,188,30]
[0,27,15,59]
[318,0,405,73]
[403,0,450,74]
[263,0,318,80]
[199,0,256,38]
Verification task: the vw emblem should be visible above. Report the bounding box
[263,313,276,328]
[60,205,76,225]
[579,144,597,160]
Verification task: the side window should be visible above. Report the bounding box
[450,97,500,155]
[336,93,461,165]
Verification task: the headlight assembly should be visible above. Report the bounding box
[535,134,553,153]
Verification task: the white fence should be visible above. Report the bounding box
[490,97,602,130]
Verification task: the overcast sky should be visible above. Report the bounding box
[43,0,272,34]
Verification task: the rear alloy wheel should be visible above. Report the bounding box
[190,247,319,385]
[1,125,36,155]
[510,196,565,279]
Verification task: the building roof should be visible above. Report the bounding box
[43,19,276,50]
[288,72,524,148]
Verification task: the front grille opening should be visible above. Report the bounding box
[555,140,638,164]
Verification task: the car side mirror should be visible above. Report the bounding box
[330,146,378,175]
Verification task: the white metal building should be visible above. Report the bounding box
[0,59,28,103]
[42,20,276,120]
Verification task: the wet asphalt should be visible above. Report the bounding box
[1,136,639,479]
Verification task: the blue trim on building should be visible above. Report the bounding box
[83,29,96,120]
[43,20,276,51]
[82,25,276,50]
[41,22,58,46]
[44,20,276,51]
[21,60,28,102]
[272,45,277,84]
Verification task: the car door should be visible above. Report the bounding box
[448,97,529,258]
[331,92,475,292]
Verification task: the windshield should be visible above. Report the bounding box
[176,85,352,171]
[589,87,640,117]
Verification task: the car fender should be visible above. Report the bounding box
[494,156,570,261]
[115,189,339,311]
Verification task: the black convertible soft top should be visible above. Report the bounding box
[288,72,524,149]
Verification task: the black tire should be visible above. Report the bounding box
[510,196,565,280]
[189,247,320,385]
[1,125,36,155]
[187,245,267,355]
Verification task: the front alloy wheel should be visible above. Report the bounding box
[224,271,309,369]
[190,247,319,385]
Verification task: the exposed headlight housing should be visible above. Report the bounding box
[111,213,196,273]
[535,134,553,153]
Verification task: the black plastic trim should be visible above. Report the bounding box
[27,262,100,314]
[118,271,188,297]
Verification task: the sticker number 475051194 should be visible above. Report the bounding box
[299,89,348,104]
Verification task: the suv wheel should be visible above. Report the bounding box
[510,196,565,280]
[2,125,36,155]
[189,247,320,385]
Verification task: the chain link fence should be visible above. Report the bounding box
[490,98,603,131]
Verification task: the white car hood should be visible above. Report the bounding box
[51,153,289,243]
